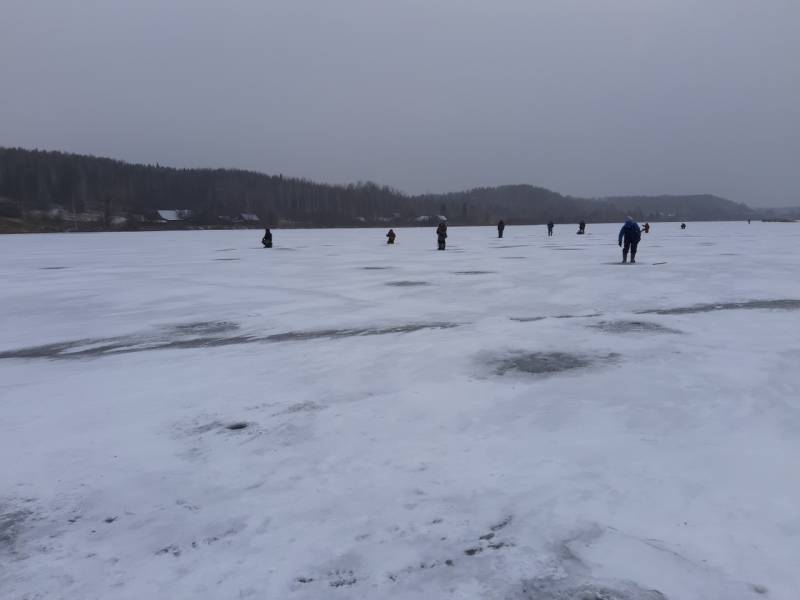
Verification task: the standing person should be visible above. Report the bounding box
[436,221,448,250]
[261,228,273,248]
[643,223,650,234]
[681,223,687,230]
[577,220,586,234]
[618,217,642,264]
[547,221,554,236]
[386,229,396,244]
[497,219,505,238]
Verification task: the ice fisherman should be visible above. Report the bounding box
[643,222,650,234]
[261,228,273,248]
[386,229,396,244]
[497,219,505,238]
[618,217,642,264]
[577,220,586,234]
[547,221,554,236]
[436,221,448,250]
[681,223,687,230]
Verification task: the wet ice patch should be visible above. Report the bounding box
[491,352,616,376]
[454,270,494,275]
[0,507,32,554]
[639,299,800,315]
[264,322,458,342]
[590,321,682,334]
[510,577,667,600]
[0,322,459,360]
[385,281,430,287]
[362,266,392,270]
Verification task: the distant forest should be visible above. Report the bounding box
[0,147,757,232]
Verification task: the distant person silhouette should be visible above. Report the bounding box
[261,228,272,248]
[643,223,650,234]
[497,220,505,238]
[386,229,396,244]
[618,217,641,264]
[681,223,687,230]
[547,221,554,237]
[436,222,448,250]
[577,220,586,234]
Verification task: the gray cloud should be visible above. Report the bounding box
[1,0,798,206]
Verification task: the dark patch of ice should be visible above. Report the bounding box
[170,321,240,335]
[214,257,240,261]
[225,422,249,431]
[264,322,458,342]
[510,317,547,323]
[0,322,459,360]
[0,508,32,552]
[554,313,602,319]
[511,577,668,600]
[385,281,430,287]
[492,352,615,376]
[362,266,392,270]
[590,321,682,334]
[454,270,495,275]
[40,266,67,270]
[501,256,526,259]
[328,569,357,587]
[639,299,800,315]
[283,401,323,414]
[491,516,513,531]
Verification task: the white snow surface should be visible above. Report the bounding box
[1,223,799,600]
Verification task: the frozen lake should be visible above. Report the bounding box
[1,222,799,599]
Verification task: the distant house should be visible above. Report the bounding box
[156,209,192,221]
[415,215,432,222]
[239,213,260,222]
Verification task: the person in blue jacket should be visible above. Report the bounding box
[618,217,641,263]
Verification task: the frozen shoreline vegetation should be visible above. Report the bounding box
[1,223,799,599]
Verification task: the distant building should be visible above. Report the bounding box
[156,209,192,221]
[239,213,260,222]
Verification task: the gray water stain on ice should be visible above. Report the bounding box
[590,321,682,334]
[491,352,617,376]
[639,298,800,315]
[454,270,495,275]
[0,507,33,554]
[0,322,460,360]
[509,577,668,600]
[385,280,430,287]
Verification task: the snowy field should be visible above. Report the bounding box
[1,222,799,600]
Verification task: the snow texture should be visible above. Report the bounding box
[1,222,798,599]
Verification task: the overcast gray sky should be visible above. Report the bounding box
[1,0,798,206]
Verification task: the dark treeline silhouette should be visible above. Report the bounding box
[0,147,757,232]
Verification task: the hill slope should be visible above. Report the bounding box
[0,147,755,231]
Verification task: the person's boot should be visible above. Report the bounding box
[622,252,628,264]
[630,253,636,264]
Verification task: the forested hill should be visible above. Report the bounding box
[0,147,755,232]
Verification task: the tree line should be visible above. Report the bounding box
[0,147,756,231]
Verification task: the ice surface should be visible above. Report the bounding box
[1,222,799,599]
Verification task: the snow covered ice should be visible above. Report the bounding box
[1,222,799,599]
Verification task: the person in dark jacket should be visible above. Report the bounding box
[618,217,641,263]
[386,229,396,244]
[261,228,273,248]
[497,219,505,238]
[643,222,650,234]
[547,221,554,236]
[577,220,586,234]
[436,221,448,250]
[681,223,687,230]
